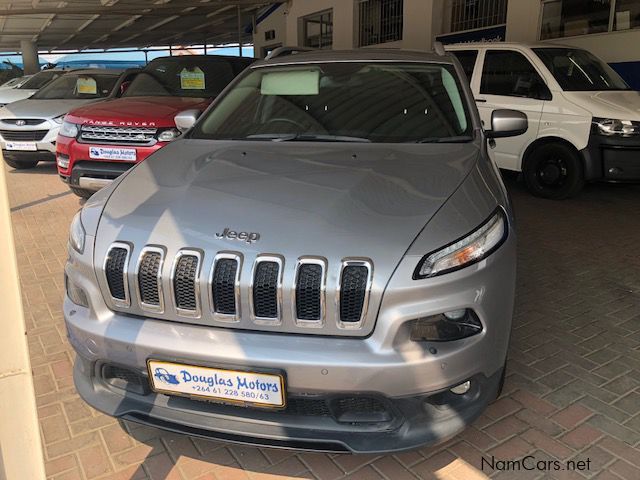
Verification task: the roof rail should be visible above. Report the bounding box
[433,41,446,56]
[265,46,315,60]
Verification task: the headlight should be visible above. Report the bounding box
[414,209,507,279]
[69,211,85,254]
[157,128,181,142]
[59,120,79,138]
[592,117,640,137]
[53,114,65,124]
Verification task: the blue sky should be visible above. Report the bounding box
[0,46,255,69]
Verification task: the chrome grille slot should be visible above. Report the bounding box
[104,243,131,307]
[210,253,241,321]
[79,125,157,146]
[171,251,201,317]
[251,256,283,323]
[135,247,164,313]
[294,258,326,325]
[338,260,372,328]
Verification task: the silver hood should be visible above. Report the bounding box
[95,139,480,335]
[0,98,103,120]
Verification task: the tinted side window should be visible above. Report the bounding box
[452,50,478,82]
[480,50,546,99]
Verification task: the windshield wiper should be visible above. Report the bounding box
[413,136,473,144]
[243,133,371,143]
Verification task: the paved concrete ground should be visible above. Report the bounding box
[6,162,640,480]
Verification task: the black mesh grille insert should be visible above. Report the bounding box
[138,252,161,306]
[174,254,199,311]
[212,258,238,315]
[0,129,48,141]
[340,266,368,323]
[105,247,128,300]
[296,264,322,320]
[253,261,279,318]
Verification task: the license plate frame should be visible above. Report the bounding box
[146,359,286,409]
[5,141,37,151]
[88,146,137,161]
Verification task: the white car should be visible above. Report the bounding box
[0,75,32,89]
[0,69,65,107]
[0,68,134,169]
[446,42,640,199]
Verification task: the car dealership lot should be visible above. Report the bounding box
[7,163,640,480]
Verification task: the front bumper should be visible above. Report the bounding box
[72,353,502,452]
[582,133,640,181]
[0,122,59,160]
[57,136,165,190]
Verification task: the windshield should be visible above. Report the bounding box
[124,57,236,98]
[19,70,61,90]
[193,62,473,143]
[32,73,118,100]
[533,48,629,91]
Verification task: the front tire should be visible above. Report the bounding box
[523,143,584,199]
[3,155,39,169]
[70,187,93,199]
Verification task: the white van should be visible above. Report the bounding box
[446,42,640,199]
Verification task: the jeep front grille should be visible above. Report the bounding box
[100,244,373,334]
[79,125,157,146]
[172,251,201,316]
[104,243,131,306]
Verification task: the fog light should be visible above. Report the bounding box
[65,274,89,307]
[444,309,466,320]
[57,153,70,169]
[450,381,471,395]
[410,309,482,342]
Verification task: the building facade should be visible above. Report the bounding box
[252,0,640,88]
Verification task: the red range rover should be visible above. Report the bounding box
[57,54,254,198]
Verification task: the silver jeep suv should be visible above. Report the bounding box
[64,49,526,453]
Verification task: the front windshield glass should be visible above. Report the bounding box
[193,62,473,143]
[19,70,61,90]
[32,73,118,99]
[533,48,629,91]
[124,57,236,98]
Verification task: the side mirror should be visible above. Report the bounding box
[119,81,131,95]
[487,109,528,138]
[174,109,201,132]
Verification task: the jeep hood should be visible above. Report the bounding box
[66,96,212,126]
[96,140,479,283]
[562,90,640,120]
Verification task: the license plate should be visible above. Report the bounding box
[147,360,286,408]
[89,146,136,161]
[6,141,37,151]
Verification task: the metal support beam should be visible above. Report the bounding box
[238,5,243,57]
[20,40,40,74]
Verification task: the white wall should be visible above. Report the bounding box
[543,29,640,64]
[253,4,287,58]
[505,0,542,43]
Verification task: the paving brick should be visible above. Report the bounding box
[298,454,343,480]
[512,389,557,415]
[77,444,113,479]
[552,404,594,430]
[609,460,640,480]
[560,424,604,450]
[521,429,573,460]
[484,415,529,441]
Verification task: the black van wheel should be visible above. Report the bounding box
[523,143,585,199]
[4,155,38,169]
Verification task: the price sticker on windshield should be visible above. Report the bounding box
[180,67,205,90]
[76,76,97,95]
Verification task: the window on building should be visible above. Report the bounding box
[541,0,638,39]
[358,0,404,47]
[451,50,479,81]
[480,50,547,99]
[447,0,508,33]
[614,0,640,31]
[302,10,333,49]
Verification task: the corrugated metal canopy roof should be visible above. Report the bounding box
[0,1,275,52]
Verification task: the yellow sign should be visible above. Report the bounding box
[180,67,205,90]
[76,76,97,95]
